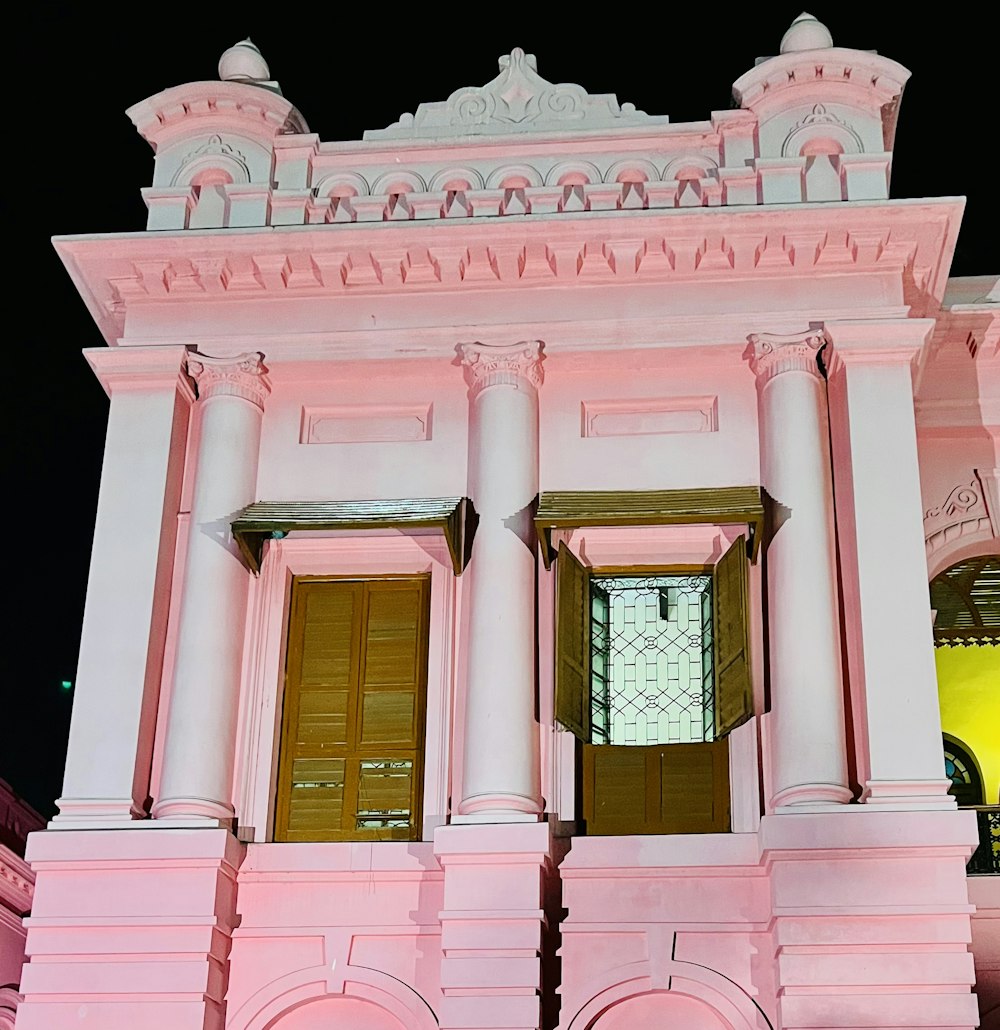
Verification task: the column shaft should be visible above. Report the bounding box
[153,353,268,822]
[457,341,543,819]
[826,319,951,807]
[54,347,192,827]
[750,331,851,808]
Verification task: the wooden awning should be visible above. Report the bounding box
[534,487,765,568]
[232,497,477,576]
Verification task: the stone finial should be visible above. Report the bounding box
[779,12,834,53]
[219,39,270,83]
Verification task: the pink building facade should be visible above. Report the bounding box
[14,15,999,1030]
[0,783,43,1030]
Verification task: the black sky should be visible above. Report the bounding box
[7,8,995,817]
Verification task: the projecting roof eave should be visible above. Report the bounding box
[52,196,965,348]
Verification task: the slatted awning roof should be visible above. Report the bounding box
[931,555,1000,646]
[534,487,765,568]
[232,497,477,576]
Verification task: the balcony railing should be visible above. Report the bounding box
[967,806,1000,875]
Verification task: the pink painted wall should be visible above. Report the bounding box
[17,17,999,1030]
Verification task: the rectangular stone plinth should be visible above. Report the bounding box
[434,824,553,1030]
[17,829,242,1030]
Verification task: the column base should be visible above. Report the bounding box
[150,796,235,822]
[770,783,853,809]
[455,791,543,820]
[861,778,956,810]
[50,796,145,828]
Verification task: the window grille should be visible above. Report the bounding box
[590,575,714,746]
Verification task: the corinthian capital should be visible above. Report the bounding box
[458,341,544,399]
[747,330,826,384]
[187,351,270,409]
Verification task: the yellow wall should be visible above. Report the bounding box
[936,644,1000,804]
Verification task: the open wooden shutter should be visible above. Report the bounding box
[713,535,753,739]
[275,577,429,843]
[583,740,729,835]
[555,541,591,741]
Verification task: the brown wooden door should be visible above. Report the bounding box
[274,576,430,842]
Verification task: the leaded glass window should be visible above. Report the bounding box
[589,574,714,746]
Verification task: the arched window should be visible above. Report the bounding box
[943,736,984,807]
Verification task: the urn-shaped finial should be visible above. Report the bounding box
[780,12,834,53]
[218,39,270,82]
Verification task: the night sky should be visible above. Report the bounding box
[8,10,994,818]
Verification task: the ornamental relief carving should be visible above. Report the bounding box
[366,48,668,140]
[187,351,270,409]
[781,104,864,157]
[747,329,826,382]
[459,340,544,397]
[172,134,251,186]
[923,469,999,558]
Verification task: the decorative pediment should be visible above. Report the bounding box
[364,48,669,141]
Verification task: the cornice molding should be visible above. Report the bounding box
[746,329,825,383]
[187,351,270,409]
[459,340,544,398]
[0,849,33,914]
[85,345,196,400]
[733,47,910,111]
[824,317,936,379]
[126,81,308,148]
[52,200,963,347]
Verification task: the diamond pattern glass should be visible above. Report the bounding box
[591,575,713,746]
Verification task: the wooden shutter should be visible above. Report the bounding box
[274,576,429,843]
[583,740,729,835]
[714,535,753,739]
[555,541,591,741]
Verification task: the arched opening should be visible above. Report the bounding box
[931,555,999,874]
[588,991,733,1030]
[943,734,985,806]
[265,996,404,1030]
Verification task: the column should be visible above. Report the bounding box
[456,341,544,820]
[825,319,951,808]
[53,346,192,827]
[748,330,851,808]
[152,353,268,822]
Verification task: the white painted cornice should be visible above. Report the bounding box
[127,81,308,149]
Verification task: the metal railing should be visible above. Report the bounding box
[967,806,1000,875]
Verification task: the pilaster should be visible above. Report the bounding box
[825,318,953,809]
[53,346,194,828]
